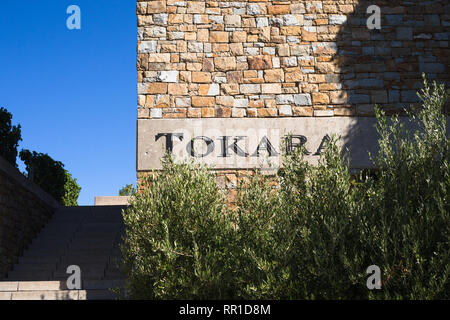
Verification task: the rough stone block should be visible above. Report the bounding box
[192,96,215,107]
[248,55,273,70]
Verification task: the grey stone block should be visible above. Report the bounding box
[396,27,413,40]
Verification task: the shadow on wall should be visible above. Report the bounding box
[329,0,449,168]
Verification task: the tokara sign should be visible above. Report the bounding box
[137,118,386,171]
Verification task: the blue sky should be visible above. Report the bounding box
[0,1,136,205]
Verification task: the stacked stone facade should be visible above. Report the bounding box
[137,0,449,119]
[136,0,449,194]
[0,156,59,279]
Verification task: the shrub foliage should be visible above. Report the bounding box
[20,150,81,206]
[0,107,22,167]
[121,78,449,299]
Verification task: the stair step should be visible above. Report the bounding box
[9,290,79,300]
[6,274,54,281]
[0,280,124,292]
[18,256,61,264]
[10,263,58,272]
[4,206,127,299]
[78,290,119,300]
[22,249,67,257]
[0,282,19,292]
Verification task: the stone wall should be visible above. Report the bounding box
[0,156,60,279]
[136,0,449,119]
[136,0,449,195]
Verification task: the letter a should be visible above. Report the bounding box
[67,5,81,30]
[66,265,82,289]
[366,265,382,290]
[366,5,381,30]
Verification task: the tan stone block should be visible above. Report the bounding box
[302,27,317,41]
[277,44,290,57]
[197,29,209,42]
[215,57,237,72]
[264,69,284,82]
[262,83,282,94]
[147,83,168,94]
[242,18,256,28]
[244,77,265,84]
[247,108,258,117]
[333,107,354,116]
[259,27,271,42]
[312,92,330,104]
[226,71,243,84]
[160,44,177,53]
[147,1,166,14]
[215,107,232,118]
[315,62,335,74]
[339,5,354,14]
[229,43,244,55]
[202,107,215,118]
[244,70,258,78]
[180,71,192,82]
[187,108,202,118]
[186,63,203,71]
[166,5,176,14]
[168,14,183,24]
[145,95,155,108]
[212,43,230,52]
[248,55,273,70]
[291,3,306,14]
[281,26,301,36]
[216,96,234,107]
[198,84,219,96]
[177,40,187,52]
[187,1,205,13]
[149,53,171,63]
[202,58,214,72]
[221,83,240,95]
[316,19,329,25]
[293,107,313,116]
[323,5,338,13]
[258,108,278,117]
[171,53,179,63]
[185,32,197,41]
[232,31,247,43]
[249,100,265,108]
[138,107,150,119]
[168,83,188,95]
[163,108,187,118]
[319,83,340,91]
[176,97,191,107]
[268,5,291,15]
[224,15,241,27]
[308,74,326,83]
[154,95,170,108]
[285,70,305,82]
[194,14,209,24]
[247,34,259,42]
[192,72,212,83]
[210,31,229,43]
[265,99,276,108]
[240,84,261,95]
[192,96,215,107]
[330,91,348,104]
[232,108,246,118]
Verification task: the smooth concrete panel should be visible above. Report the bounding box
[94,196,131,206]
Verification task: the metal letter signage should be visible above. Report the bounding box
[137,118,391,171]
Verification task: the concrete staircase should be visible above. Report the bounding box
[0,206,127,300]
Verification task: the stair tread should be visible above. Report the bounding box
[5,205,127,299]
